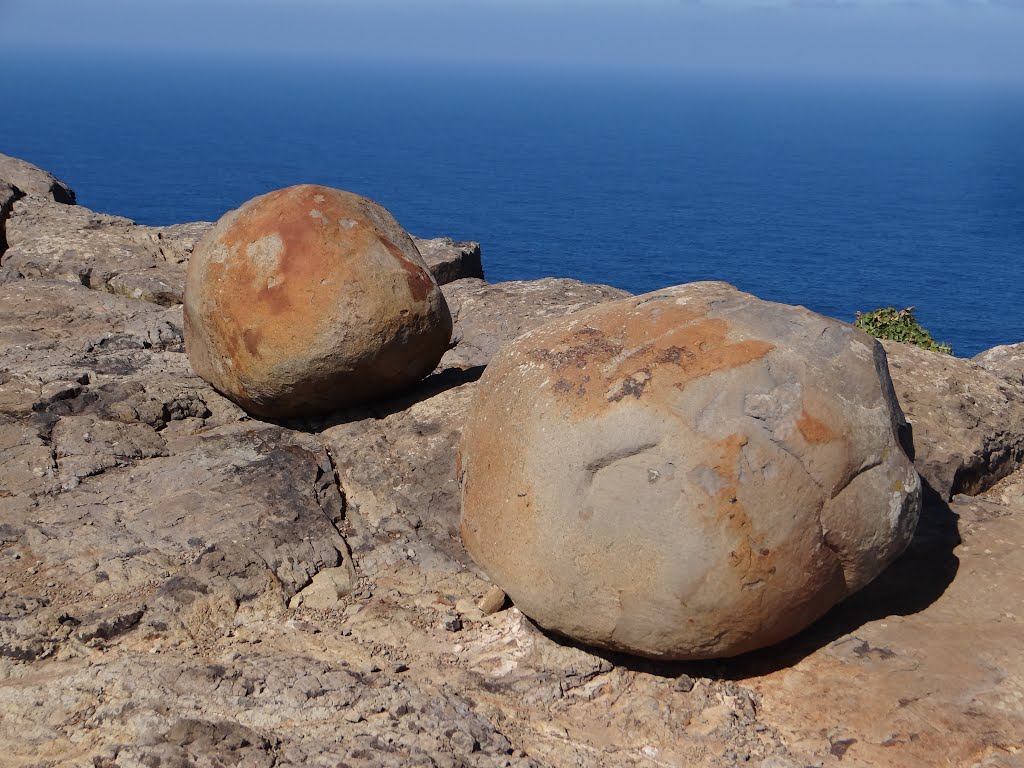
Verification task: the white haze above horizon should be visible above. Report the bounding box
[1,0,1023,83]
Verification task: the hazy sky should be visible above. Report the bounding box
[2,0,1023,82]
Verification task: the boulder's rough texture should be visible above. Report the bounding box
[2,265,1023,768]
[0,152,76,204]
[0,280,196,413]
[460,282,921,660]
[2,194,210,302]
[441,277,631,369]
[974,341,1024,387]
[3,157,1023,767]
[184,185,453,418]
[883,340,1024,499]
[746,471,1024,768]
[413,236,484,285]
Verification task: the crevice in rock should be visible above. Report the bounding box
[817,516,850,593]
[317,443,357,576]
[765,435,824,493]
[317,444,348,532]
[0,185,26,261]
[585,441,660,474]
[78,267,94,289]
[951,438,1024,498]
[829,457,884,502]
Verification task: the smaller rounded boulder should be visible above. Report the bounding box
[184,185,452,418]
[459,282,921,660]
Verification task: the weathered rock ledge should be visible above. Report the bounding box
[1,158,1022,767]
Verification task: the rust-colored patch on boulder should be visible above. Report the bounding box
[707,434,778,593]
[520,304,774,419]
[184,185,452,418]
[383,237,435,302]
[797,409,836,444]
[459,282,921,660]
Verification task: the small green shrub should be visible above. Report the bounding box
[854,306,953,355]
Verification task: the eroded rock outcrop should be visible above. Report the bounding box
[413,237,484,285]
[1,193,210,303]
[1,155,1022,767]
[441,277,630,369]
[460,282,921,660]
[184,185,453,418]
[0,196,481,302]
[0,152,76,204]
[883,340,1024,499]
[974,341,1024,387]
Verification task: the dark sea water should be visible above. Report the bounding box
[2,52,1022,356]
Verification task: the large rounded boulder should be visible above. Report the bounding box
[184,185,452,418]
[459,282,921,660]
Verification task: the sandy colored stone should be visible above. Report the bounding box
[3,194,210,304]
[883,340,1024,499]
[440,277,630,370]
[460,282,921,660]
[974,341,1024,387]
[184,185,452,418]
[0,152,75,204]
[288,565,357,610]
[2,154,1023,766]
[478,585,509,615]
[412,236,484,285]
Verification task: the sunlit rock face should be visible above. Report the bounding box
[460,281,921,660]
[185,185,452,419]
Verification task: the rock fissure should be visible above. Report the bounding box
[765,433,825,492]
[829,457,885,502]
[315,443,357,582]
[584,441,661,474]
[0,184,26,260]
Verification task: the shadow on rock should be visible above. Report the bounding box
[532,479,961,682]
[280,365,487,432]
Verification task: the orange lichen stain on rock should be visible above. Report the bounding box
[218,186,373,298]
[708,433,775,585]
[242,328,263,357]
[711,432,748,483]
[796,409,835,444]
[523,302,774,417]
[382,236,434,303]
[198,186,395,376]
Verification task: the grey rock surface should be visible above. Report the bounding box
[1,157,1022,767]
[2,194,210,304]
[441,277,631,369]
[413,236,485,285]
[460,282,921,660]
[0,152,76,204]
[0,280,194,413]
[883,340,1024,499]
[0,253,799,765]
[974,341,1024,387]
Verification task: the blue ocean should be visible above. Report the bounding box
[2,52,1022,357]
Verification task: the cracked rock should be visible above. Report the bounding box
[883,339,1024,499]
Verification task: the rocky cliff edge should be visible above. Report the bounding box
[1,156,1022,767]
